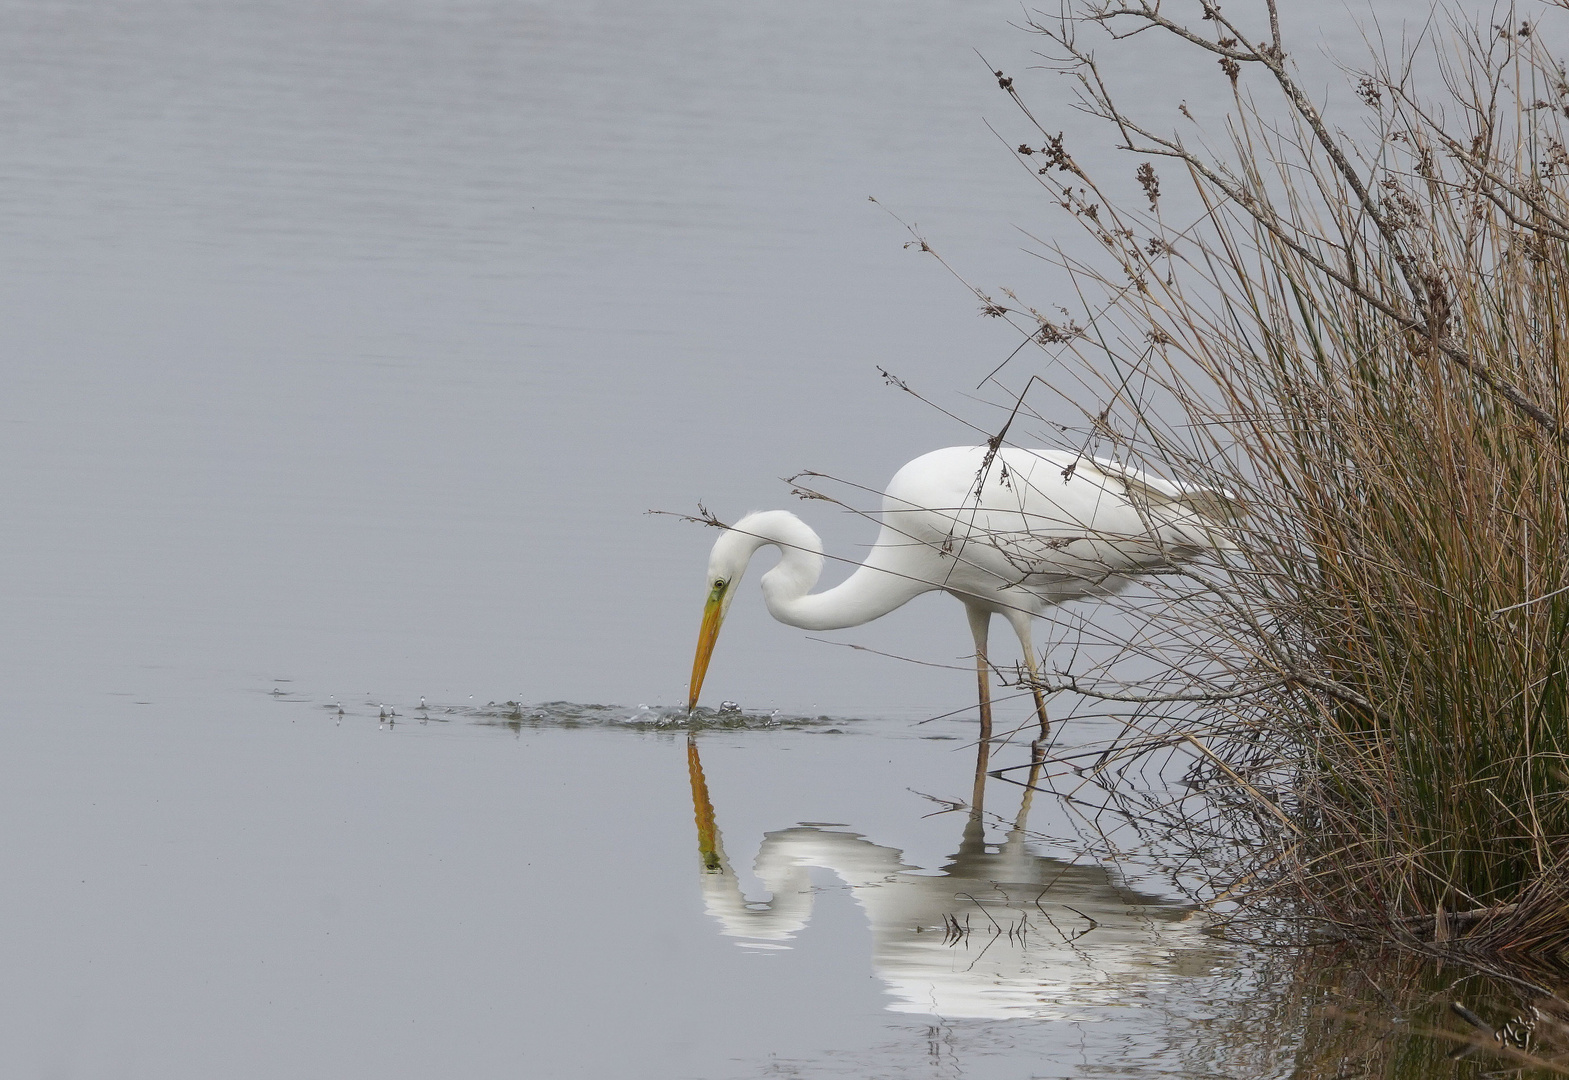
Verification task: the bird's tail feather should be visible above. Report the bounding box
[1110,469,1239,551]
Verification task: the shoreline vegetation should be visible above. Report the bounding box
[909,0,1569,984]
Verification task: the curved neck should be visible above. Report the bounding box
[726,511,928,632]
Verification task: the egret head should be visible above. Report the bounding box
[687,529,754,712]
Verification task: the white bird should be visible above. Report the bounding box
[688,445,1232,743]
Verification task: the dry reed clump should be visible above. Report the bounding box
[959,1,1569,967]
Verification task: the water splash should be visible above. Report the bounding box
[465,700,852,731]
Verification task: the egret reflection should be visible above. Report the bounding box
[686,737,1221,1020]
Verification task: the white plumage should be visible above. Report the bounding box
[688,446,1230,740]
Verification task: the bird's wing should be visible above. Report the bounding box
[1082,456,1237,524]
[978,528,1120,585]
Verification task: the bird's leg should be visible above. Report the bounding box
[963,605,996,815]
[1005,610,1051,748]
[970,727,990,821]
[1023,655,1050,747]
[965,604,993,749]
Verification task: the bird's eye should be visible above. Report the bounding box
[713,578,726,590]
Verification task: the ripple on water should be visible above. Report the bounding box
[464,700,854,732]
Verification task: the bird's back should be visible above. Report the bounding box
[875,446,1227,607]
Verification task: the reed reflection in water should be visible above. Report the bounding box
[685,736,1223,1021]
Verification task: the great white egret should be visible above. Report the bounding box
[687,445,1231,741]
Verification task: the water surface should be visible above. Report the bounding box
[0,0,1545,1075]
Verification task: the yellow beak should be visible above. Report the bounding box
[687,584,726,711]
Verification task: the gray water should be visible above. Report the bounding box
[0,1,1507,1076]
